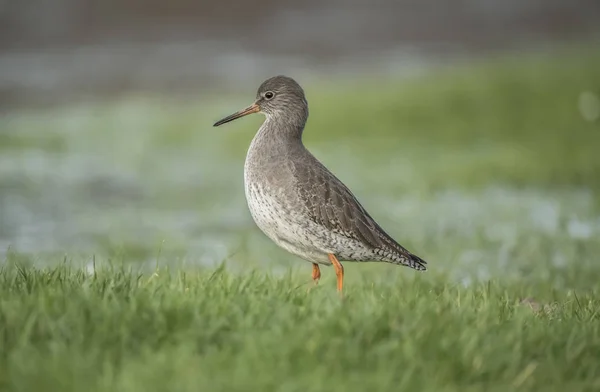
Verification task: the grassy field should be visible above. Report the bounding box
[0,261,599,392]
[1,48,600,391]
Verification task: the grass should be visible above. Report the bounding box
[1,47,600,390]
[1,261,599,392]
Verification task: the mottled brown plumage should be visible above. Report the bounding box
[294,157,427,270]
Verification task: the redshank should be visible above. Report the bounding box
[213,76,427,293]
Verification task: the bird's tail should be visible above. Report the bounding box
[376,229,428,271]
[405,253,427,271]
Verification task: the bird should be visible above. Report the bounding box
[213,75,427,293]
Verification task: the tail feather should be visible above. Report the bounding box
[367,219,428,271]
[376,245,428,271]
[405,252,427,271]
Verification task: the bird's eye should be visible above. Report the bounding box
[264,91,275,100]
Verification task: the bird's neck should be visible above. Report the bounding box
[255,112,307,146]
[246,114,309,170]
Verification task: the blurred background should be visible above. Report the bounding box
[2,0,600,107]
[1,0,600,281]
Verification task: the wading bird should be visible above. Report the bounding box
[213,76,427,293]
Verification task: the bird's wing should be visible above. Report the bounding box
[293,156,426,269]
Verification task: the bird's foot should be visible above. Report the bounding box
[306,263,321,293]
[311,263,321,285]
[328,254,344,297]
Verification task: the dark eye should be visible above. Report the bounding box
[264,91,274,100]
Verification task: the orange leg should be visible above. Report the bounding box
[328,253,344,293]
[311,263,321,284]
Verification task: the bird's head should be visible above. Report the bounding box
[213,75,308,127]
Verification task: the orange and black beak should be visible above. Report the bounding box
[213,103,260,127]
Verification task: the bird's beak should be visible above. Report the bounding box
[213,102,260,127]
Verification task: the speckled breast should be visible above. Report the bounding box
[243,164,334,264]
